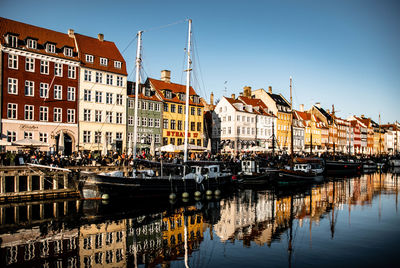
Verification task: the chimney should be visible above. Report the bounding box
[161,70,171,83]
[361,114,365,118]
[210,92,214,105]
[243,86,251,97]
[299,104,304,112]
[268,86,272,94]
[68,29,74,38]
[231,93,235,99]
[98,33,104,42]
[315,102,321,108]
[326,109,330,114]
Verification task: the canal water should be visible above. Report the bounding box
[0,171,399,267]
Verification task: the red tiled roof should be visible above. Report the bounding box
[295,110,312,121]
[238,96,274,116]
[0,17,78,61]
[147,78,203,107]
[74,33,127,75]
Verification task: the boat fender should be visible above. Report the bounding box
[182,192,189,198]
[215,189,221,196]
[194,191,202,197]
[206,190,213,196]
[169,193,177,200]
[102,194,110,200]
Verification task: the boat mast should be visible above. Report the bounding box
[290,77,294,165]
[184,19,192,163]
[133,31,143,159]
[379,113,381,156]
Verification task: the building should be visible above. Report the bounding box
[126,82,162,154]
[147,70,204,147]
[294,107,322,153]
[0,17,79,154]
[73,32,127,154]
[311,104,337,152]
[252,86,292,151]
[292,113,305,153]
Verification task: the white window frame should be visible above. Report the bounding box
[114,61,122,69]
[96,72,103,83]
[106,93,113,104]
[8,78,18,95]
[40,60,49,74]
[7,35,18,47]
[54,85,62,100]
[7,103,17,119]
[85,54,94,63]
[106,74,113,85]
[25,57,34,72]
[39,106,48,121]
[116,112,122,124]
[116,94,123,105]
[116,76,123,87]
[7,131,17,142]
[95,91,103,103]
[27,39,37,49]
[47,43,56,53]
[24,131,33,139]
[8,54,18,69]
[64,47,73,57]
[106,111,113,123]
[54,108,62,122]
[67,87,75,101]
[83,109,91,122]
[25,80,34,96]
[100,58,108,66]
[54,63,63,77]
[95,110,102,122]
[39,133,48,143]
[40,83,49,98]
[68,66,76,79]
[84,89,92,101]
[84,70,92,81]
[67,109,75,123]
[83,130,91,143]
[24,105,34,120]
[128,116,134,126]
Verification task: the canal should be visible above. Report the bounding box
[0,171,399,267]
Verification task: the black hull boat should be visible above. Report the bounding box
[275,169,323,184]
[324,160,362,175]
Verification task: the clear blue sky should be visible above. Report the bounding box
[1,0,399,124]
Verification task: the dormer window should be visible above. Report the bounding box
[27,39,37,49]
[7,34,18,47]
[192,95,199,104]
[46,43,56,53]
[85,54,94,63]
[164,90,172,99]
[114,61,122,69]
[64,47,73,57]
[100,58,108,66]
[179,93,185,101]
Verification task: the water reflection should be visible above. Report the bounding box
[0,171,399,267]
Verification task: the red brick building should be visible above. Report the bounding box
[0,17,79,154]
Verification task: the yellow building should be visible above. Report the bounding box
[147,70,204,147]
[252,86,292,151]
[294,110,321,150]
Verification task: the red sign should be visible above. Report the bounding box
[166,131,199,138]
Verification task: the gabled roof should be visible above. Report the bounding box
[313,105,333,122]
[127,81,162,101]
[238,96,274,116]
[147,78,203,107]
[0,17,78,61]
[267,92,291,108]
[74,33,127,75]
[295,110,312,121]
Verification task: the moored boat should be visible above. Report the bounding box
[324,160,362,175]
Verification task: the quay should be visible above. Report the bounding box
[0,165,131,203]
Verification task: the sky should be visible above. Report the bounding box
[1,0,399,124]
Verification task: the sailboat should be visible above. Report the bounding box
[276,77,324,183]
[77,20,233,200]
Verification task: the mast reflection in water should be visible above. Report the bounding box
[0,171,399,267]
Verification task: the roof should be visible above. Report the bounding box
[147,78,203,107]
[314,105,333,122]
[267,92,291,108]
[238,96,274,116]
[0,17,79,61]
[295,110,312,121]
[74,33,127,75]
[127,81,161,102]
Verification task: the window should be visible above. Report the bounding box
[137,117,141,126]
[27,39,37,49]
[116,132,122,140]
[25,81,34,96]
[148,102,154,111]
[116,76,123,86]
[228,127,231,134]
[25,105,34,120]
[197,122,201,131]
[25,57,34,72]
[64,47,73,57]
[163,137,168,145]
[54,85,62,100]
[84,89,92,101]
[7,35,18,47]
[198,108,202,116]
[83,109,91,121]
[142,101,148,110]
[106,111,113,123]
[94,131,102,144]
[179,93,185,101]
[155,134,160,144]
[116,112,122,124]
[95,91,102,103]
[100,58,108,66]
[142,117,147,127]
[40,60,49,74]
[68,66,76,79]
[163,103,168,112]
[39,106,48,121]
[106,93,113,104]
[155,103,160,111]
[47,43,56,53]
[178,105,183,114]
[8,54,18,69]
[155,118,160,128]
[114,61,122,68]
[8,78,18,95]
[170,120,176,130]
[164,90,172,99]
[105,132,113,144]
[163,119,168,129]
[178,120,182,130]
[24,131,33,139]
[237,127,240,135]
[191,122,195,131]
[96,72,103,83]
[39,133,48,143]
[67,87,75,101]
[7,131,16,142]
[106,74,113,85]
[191,107,195,115]
[85,54,94,63]
[116,94,123,105]
[171,104,176,113]
[54,108,62,122]
[148,118,154,127]
[67,109,75,123]
[95,110,102,122]
[7,103,17,119]
[128,116,134,126]
[54,63,63,76]
[83,131,91,143]
[84,70,92,81]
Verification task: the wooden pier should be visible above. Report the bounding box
[0,165,131,203]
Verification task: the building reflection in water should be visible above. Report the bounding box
[0,172,398,267]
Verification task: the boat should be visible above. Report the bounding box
[238,159,278,185]
[324,159,362,175]
[389,158,400,167]
[362,159,377,171]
